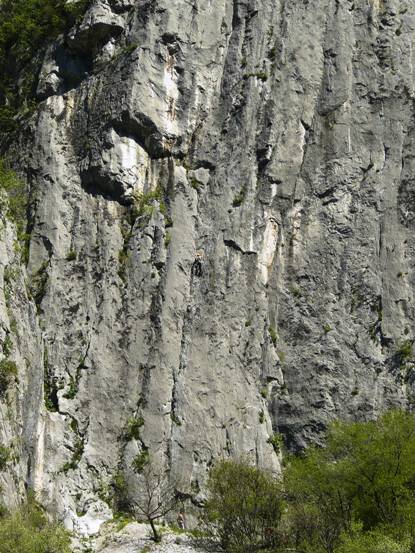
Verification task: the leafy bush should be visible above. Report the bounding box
[124,416,144,441]
[284,410,415,553]
[111,471,130,513]
[204,459,284,552]
[0,499,72,553]
[203,412,415,553]
[267,433,284,454]
[132,450,150,474]
[131,186,168,221]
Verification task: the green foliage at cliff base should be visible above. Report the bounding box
[0,499,71,553]
[205,410,415,553]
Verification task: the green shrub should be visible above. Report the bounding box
[232,188,246,207]
[289,284,302,298]
[0,358,17,395]
[0,499,72,553]
[132,450,150,474]
[2,334,13,357]
[204,459,284,552]
[260,387,268,399]
[0,445,11,470]
[61,436,84,473]
[111,471,130,513]
[267,433,284,454]
[0,0,90,133]
[268,325,278,346]
[284,410,415,553]
[63,375,78,400]
[132,187,165,218]
[124,416,144,441]
[396,340,413,365]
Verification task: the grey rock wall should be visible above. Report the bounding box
[1,0,415,535]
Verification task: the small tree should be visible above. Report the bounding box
[132,453,177,542]
[203,459,284,553]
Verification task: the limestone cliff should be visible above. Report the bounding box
[1,0,415,536]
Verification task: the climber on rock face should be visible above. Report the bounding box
[192,250,204,277]
[177,511,185,530]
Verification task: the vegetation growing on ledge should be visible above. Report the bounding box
[267,432,284,454]
[61,434,84,473]
[131,186,169,222]
[123,416,145,441]
[0,160,29,261]
[132,449,150,474]
[0,0,90,133]
[0,358,17,396]
[0,444,11,470]
[396,339,413,366]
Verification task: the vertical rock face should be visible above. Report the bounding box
[1,0,415,532]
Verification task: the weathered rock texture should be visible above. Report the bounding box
[1,0,415,535]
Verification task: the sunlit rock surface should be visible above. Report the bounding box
[1,0,415,533]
